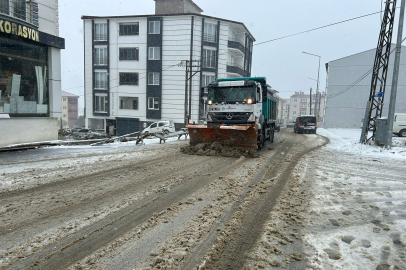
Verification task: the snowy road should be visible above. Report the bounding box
[0,129,405,269]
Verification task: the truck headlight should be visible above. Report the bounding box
[247,98,253,104]
[207,100,212,105]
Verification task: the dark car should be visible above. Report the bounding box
[294,115,317,134]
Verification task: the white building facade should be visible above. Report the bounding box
[82,0,254,134]
[325,46,406,128]
[0,0,64,147]
[288,91,326,122]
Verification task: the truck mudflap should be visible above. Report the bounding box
[186,124,258,149]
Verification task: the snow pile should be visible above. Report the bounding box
[317,128,406,159]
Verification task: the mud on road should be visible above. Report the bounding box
[0,130,327,270]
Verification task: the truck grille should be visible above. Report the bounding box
[209,112,251,124]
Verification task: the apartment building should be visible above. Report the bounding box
[61,91,79,128]
[288,91,326,122]
[82,0,254,133]
[0,0,64,146]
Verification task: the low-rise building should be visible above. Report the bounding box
[288,91,325,122]
[61,91,79,128]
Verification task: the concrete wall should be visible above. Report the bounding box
[0,118,59,147]
[155,0,202,15]
[325,47,406,128]
[38,0,59,36]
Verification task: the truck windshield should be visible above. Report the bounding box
[208,86,256,104]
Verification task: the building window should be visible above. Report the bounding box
[94,93,107,113]
[293,111,296,115]
[293,98,297,101]
[204,22,217,43]
[149,21,160,34]
[0,0,27,21]
[148,47,160,60]
[63,106,67,109]
[63,114,67,118]
[69,98,78,104]
[202,49,216,68]
[94,23,107,41]
[148,97,159,110]
[300,104,306,109]
[63,98,67,101]
[301,98,307,102]
[94,48,108,65]
[202,75,215,87]
[119,48,139,61]
[300,110,306,115]
[94,72,107,89]
[119,23,139,36]
[119,73,139,85]
[119,97,138,110]
[148,72,160,85]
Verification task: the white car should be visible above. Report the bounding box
[393,113,406,137]
[142,120,175,135]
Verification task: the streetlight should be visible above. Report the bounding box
[303,52,321,121]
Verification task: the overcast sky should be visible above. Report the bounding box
[59,0,403,114]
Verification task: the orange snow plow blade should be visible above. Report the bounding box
[186,124,258,149]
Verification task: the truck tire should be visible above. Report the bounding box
[399,129,406,137]
[258,128,265,149]
[270,128,274,143]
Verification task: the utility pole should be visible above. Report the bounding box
[309,88,312,115]
[360,0,398,143]
[182,60,201,126]
[303,52,321,121]
[385,0,406,149]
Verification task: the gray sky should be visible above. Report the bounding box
[59,0,400,114]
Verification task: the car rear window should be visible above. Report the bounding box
[298,117,316,124]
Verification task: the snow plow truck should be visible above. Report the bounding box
[187,77,278,149]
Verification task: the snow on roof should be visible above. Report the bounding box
[62,91,79,98]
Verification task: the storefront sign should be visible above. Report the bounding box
[0,19,39,42]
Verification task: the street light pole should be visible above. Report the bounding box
[303,52,321,121]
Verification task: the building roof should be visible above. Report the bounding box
[62,91,79,98]
[154,0,203,13]
[81,13,255,41]
[328,44,406,64]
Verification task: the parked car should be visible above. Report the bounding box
[294,115,317,134]
[275,120,281,132]
[89,129,108,138]
[393,113,406,137]
[142,120,175,135]
[72,128,91,139]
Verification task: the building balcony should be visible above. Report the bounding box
[94,58,108,66]
[226,62,248,77]
[228,39,245,54]
[203,33,217,43]
[0,0,38,26]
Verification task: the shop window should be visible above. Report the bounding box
[119,23,139,36]
[119,73,138,85]
[149,21,160,34]
[119,97,138,110]
[148,97,159,110]
[148,72,160,85]
[0,38,48,115]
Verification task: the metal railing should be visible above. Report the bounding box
[94,58,108,66]
[0,0,38,26]
[94,82,107,89]
[94,34,107,41]
[228,38,245,47]
[203,33,217,43]
[227,62,244,70]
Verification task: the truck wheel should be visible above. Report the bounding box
[258,128,265,149]
[270,129,274,143]
[163,130,169,135]
[399,129,406,137]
